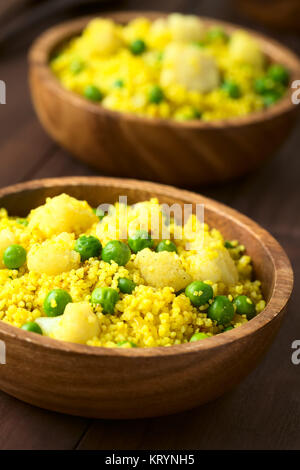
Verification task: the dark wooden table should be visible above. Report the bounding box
[0,0,299,450]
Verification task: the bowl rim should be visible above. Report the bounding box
[28,10,300,130]
[0,176,294,358]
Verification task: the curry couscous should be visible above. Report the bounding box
[50,13,290,121]
[0,194,266,347]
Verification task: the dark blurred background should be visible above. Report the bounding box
[0,0,299,55]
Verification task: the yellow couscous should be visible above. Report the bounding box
[0,194,266,348]
[50,13,290,121]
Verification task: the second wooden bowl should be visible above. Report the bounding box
[0,177,293,418]
[28,11,300,186]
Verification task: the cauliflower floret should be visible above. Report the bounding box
[27,232,80,275]
[134,248,192,291]
[168,13,205,42]
[161,43,220,92]
[229,31,264,68]
[35,315,61,337]
[187,247,239,286]
[0,229,17,268]
[28,193,97,238]
[36,302,100,344]
[84,18,123,55]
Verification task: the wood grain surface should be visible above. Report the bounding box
[0,0,299,450]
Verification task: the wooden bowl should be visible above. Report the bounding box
[0,177,293,418]
[28,12,300,186]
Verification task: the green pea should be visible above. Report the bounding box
[156,240,177,253]
[16,218,28,226]
[254,76,276,95]
[130,39,146,55]
[84,85,103,102]
[208,295,235,325]
[70,59,84,74]
[113,79,125,88]
[224,240,234,249]
[222,80,241,99]
[263,90,282,107]
[21,322,43,335]
[185,281,214,307]
[91,287,119,314]
[148,85,164,104]
[223,325,234,332]
[74,235,102,262]
[102,240,131,266]
[192,108,202,119]
[118,278,136,294]
[43,289,72,317]
[176,107,202,120]
[234,295,256,319]
[267,64,289,86]
[117,341,137,348]
[3,245,26,269]
[190,332,209,342]
[206,27,229,43]
[128,230,154,253]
